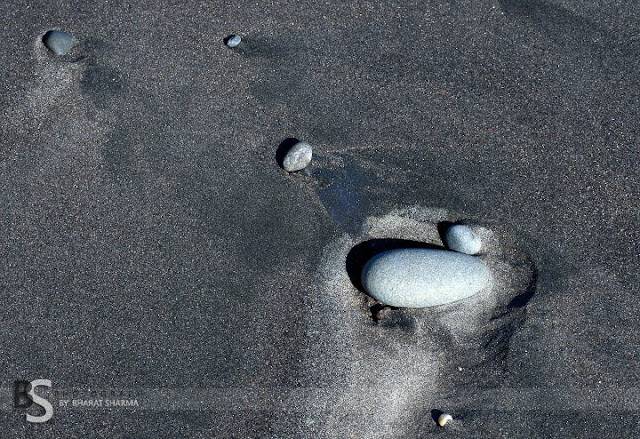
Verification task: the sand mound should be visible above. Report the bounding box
[301,206,536,437]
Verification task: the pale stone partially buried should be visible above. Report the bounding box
[42,30,73,55]
[444,224,482,255]
[361,248,490,308]
[437,413,453,427]
[282,141,312,172]
[226,34,242,48]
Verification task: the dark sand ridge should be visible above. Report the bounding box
[0,0,638,437]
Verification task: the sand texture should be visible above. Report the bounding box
[0,1,638,437]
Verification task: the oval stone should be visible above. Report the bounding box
[444,224,482,255]
[42,30,73,56]
[361,248,490,308]
[282,141,312,172]
[226,34,242,48]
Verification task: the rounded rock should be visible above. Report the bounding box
[361,248,490,308]
[282,141,312,172]
[42,30,73,56]
[437,413,453,427]
[444,224,482,255]
[226,35,242,48]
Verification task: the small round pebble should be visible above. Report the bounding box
[42,30,73,56]
[282,141,312,172]
[444,224,482,255]
[226,35,242,48]
[437,413,453,427]
[374,306,392,320]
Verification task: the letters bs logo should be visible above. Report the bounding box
[14,379,54,423]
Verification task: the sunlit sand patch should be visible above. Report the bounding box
[302,206,536,437]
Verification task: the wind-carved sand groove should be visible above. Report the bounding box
[15,33,123,179]
[26,32,83,125]
[302,206,536,438]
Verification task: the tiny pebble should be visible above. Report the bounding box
[437,413,453,427]
[226,35,242,48]
[282,141,312,172]
[375,306,392,320]
[42,30,73,56]
[444,224,482,255]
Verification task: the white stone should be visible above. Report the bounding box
[226,35,242,48]
[361,248,490,308]
[282,141,312,172]
[444,224,482,255]
[437,413,453,427]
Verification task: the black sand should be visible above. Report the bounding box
[0,0,638,437]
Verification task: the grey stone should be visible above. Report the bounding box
[226,35,242,48]
[42,30,73,56]
[361,248,490,308]
[444,224,482,255]
[282,141,312,172]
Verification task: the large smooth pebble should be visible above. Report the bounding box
[42,30,73,55]
[444,224,482,255]
[361,248,490,308]
[282,141,312,172]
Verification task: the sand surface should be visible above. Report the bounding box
[0,0,638,437]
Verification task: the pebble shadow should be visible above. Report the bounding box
[275,137,300,169]
[507,265,538,309]
[436,220,454,246]
[345,239,443,293]
[430,409,445,425]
